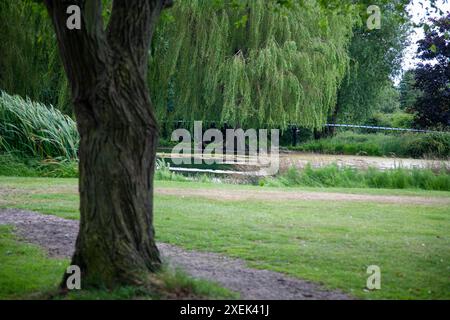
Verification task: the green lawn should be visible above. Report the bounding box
[0,225,67,299]
[1,176,449,299]
[0,225,236,300]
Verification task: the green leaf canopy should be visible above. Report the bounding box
[149,0,355,130]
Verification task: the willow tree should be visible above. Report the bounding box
[41,0,354,290]
[0,0,70,113]
[40,0,375,289]
[44,0,173,287]
[149,0,354,131]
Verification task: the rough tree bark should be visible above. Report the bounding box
[44,0,173,287]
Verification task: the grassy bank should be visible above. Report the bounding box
[262,165,450,191]
[1,177,449,299]
[0,153,78,178]
[0,225,236,300]
[292,131,450,159]
[0,225,67,299]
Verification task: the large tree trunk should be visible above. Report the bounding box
[72,89,161,286]
[44,0,172,288]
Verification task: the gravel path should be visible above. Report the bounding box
[0,208,351,300]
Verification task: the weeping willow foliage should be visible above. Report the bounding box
[150,0,354,130]
[0,0,71,114]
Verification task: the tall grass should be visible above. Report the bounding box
[0,91,79,160]
[0,153,78,178]
[292,131,450,159]
[155,158,188,182]
[261,164,450,191]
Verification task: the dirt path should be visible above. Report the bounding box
[156,187,450,205]
[1,183,447,206]
[0,208,351,300]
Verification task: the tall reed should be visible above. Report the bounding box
[0,91,78,160]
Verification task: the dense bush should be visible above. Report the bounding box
[365,112,414,129]
[391,113,415,129]
[261,164,450,191]
[292,131,450,159]
[0,92,79,160]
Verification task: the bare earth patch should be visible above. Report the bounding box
[0,186,23,204]
[0,208,351,300]
[156,187,450,205]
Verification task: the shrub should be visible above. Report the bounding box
[402,133,450,159]
[366,112,393,128]
[291,131,450,159]
[366,112,414,129]
[391,112,414,129]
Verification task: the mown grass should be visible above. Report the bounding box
[2,176,450,221]
[155,195,450,300]
[1,177,449,299]
[0,225,67,299]
[292,131,450,159]
[0,225,237,300]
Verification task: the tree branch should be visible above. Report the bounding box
[44,0,108,99]
[106,0,171,72]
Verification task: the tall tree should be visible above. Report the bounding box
[334,1,410,124]
[43,0,173,287]
[41,0,353,289]
[399,69,421,110]
[410,13,450,129]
